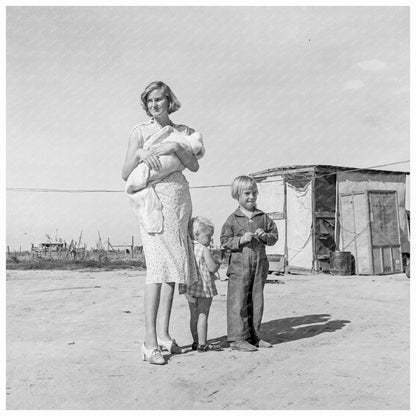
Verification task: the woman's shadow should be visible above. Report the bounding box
[203,314,350,348]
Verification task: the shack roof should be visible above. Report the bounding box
[250,164,409,179]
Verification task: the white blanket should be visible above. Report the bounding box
[125,126,205,233]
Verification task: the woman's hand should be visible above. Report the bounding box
[137,148,162,171]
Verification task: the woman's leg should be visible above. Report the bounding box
[158,282,175,340]
[144,283,162,349]
[196,297,212,345]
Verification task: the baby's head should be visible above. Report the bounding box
[231,175,258,211]
[190,216,215,247]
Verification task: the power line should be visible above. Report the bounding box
[6,187,123,193]
[6,160,410,193]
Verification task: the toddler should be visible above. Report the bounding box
[185,217,223,352]
[220,176,278,351]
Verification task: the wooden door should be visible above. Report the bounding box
[368,191,402,274]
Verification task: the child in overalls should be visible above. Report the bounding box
[220,176,278,352]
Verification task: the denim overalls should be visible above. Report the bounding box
[220,207,278,342]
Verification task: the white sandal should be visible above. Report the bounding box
[141,343,165,365]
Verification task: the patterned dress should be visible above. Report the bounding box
[129,119,198,285]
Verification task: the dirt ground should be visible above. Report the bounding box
[6,267,410,410]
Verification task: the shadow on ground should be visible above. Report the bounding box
[260,314,350,344]
[198,314,350,348]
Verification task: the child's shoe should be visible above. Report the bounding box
[257,339,273,348]
[197,343,223,352]
[230,340,258,352]
[250,337,273,348]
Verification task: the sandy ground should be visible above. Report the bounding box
[6,267,410,410]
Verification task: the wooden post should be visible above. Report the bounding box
[334,175,339,250]
[283,176,288,274]
[311,172,317,274]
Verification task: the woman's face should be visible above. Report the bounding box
[147,89,169,119]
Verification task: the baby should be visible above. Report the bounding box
[125,125,205,194]
[125,125,205,233]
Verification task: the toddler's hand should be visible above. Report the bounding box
[255,228,267,240]
[213,254,221,264]
[240,232,255,244]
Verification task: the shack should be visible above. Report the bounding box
[32,241,65,257]
[251,165,410,275]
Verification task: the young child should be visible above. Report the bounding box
[185,217,223,352]
[220,176,278,352]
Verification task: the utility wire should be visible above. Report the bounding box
[6,160,410,193]
[6,188,123,193]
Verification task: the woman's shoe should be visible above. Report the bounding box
[141,343,165,365]
[191,341,198,350]
[157,337,182,354]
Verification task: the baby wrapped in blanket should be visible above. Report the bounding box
[125,125,205,233]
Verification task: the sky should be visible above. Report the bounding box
[5,5,410,250]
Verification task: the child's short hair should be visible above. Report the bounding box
[231,175,258,200]
[190,216,214,240]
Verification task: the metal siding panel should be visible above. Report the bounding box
[392,247,402,272]
[382,247,392,274]
[373,248,382,274]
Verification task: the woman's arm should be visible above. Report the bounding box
[203,247,221,273]
[121,130,162,181]
[175,144,199,172]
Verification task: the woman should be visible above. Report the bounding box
[122,81,200,365]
